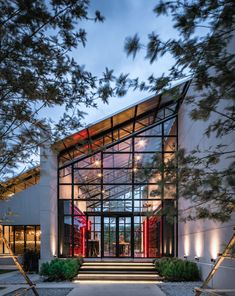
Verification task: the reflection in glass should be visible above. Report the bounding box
[15,226,24,254]
[58,112,178,258]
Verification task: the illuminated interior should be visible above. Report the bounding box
[57,82,189,258]
[0,225,40,255]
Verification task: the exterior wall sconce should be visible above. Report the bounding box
[194,256,200,261]
[183,254,188,259]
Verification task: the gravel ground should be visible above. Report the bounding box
[4,288,72,296]
[158,282,206,296]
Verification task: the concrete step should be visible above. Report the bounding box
[76,260,160,282]
[76,273,161,281]
[0,265,17,270]
[82,262,154,266]
[80,267,155,272]
[0,255,22,266]
[79,270,156,274]
[0,255,15,265]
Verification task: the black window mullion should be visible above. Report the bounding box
[161,121,164,256]
[72,164,74,257]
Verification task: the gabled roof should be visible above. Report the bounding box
[1,79,191,197]
[0,166,40,199]
[54,79,191,167]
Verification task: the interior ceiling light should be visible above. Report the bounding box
[138,139,146,147]
[135,155,141,161]
[97,173,102,178]
[94,160,100,166]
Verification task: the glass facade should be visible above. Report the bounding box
[0,225,40,255]
[58,101,178,258]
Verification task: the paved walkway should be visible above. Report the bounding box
[0,271,166,296]
[66,283,165,296]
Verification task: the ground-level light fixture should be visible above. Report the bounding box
[194,256,200,261]
[211,258,216,263]
[183,254,188,259]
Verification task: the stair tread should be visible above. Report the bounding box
[79,271,156,274]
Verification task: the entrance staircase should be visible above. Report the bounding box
[75,260,162,283]
[0,254,18,270]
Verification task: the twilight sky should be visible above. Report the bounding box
[43,0,178,128]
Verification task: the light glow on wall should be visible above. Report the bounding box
[195,232,203,258]
[51,236,56,257]
[184,234,190,257]
[210,230,220,260]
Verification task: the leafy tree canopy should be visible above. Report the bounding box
[124,0,235,222]
[0,0,131,183]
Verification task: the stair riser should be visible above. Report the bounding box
[76,274,159,281]
[79,271,157,274]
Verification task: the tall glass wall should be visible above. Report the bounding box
[58,113,177,258]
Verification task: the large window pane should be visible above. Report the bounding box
[59,167,72,183]
[103,200,132,212]
[134,137,161,152]
[36,226,41,252]
[15,226,24,254]
[59,216,72,257]
[103,153,132,168]
[74,169,101,184]
[74,153,101,169]
[87,216,101,257]
[59,185,72,199]
[103,169,132,184]
[74,184,101,200]
[73,215,86,257]
[25,226,35,251]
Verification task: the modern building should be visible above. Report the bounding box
[0,80,234,288]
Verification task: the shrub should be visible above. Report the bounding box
[40,258,82,281]
[154,257,200,281]
[23,250,40,272]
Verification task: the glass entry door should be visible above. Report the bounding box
[103,216,131,257]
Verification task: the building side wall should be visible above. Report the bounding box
[178,86,235,289]
[0,184,40,226]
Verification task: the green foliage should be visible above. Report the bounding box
[40,258,82,281]
[124,1,235,222]
[155,257,200,281]
[0,0,110,186]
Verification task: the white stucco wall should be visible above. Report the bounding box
[0,184,40,226]
[39,143,58,264]
[178,85,235,289]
